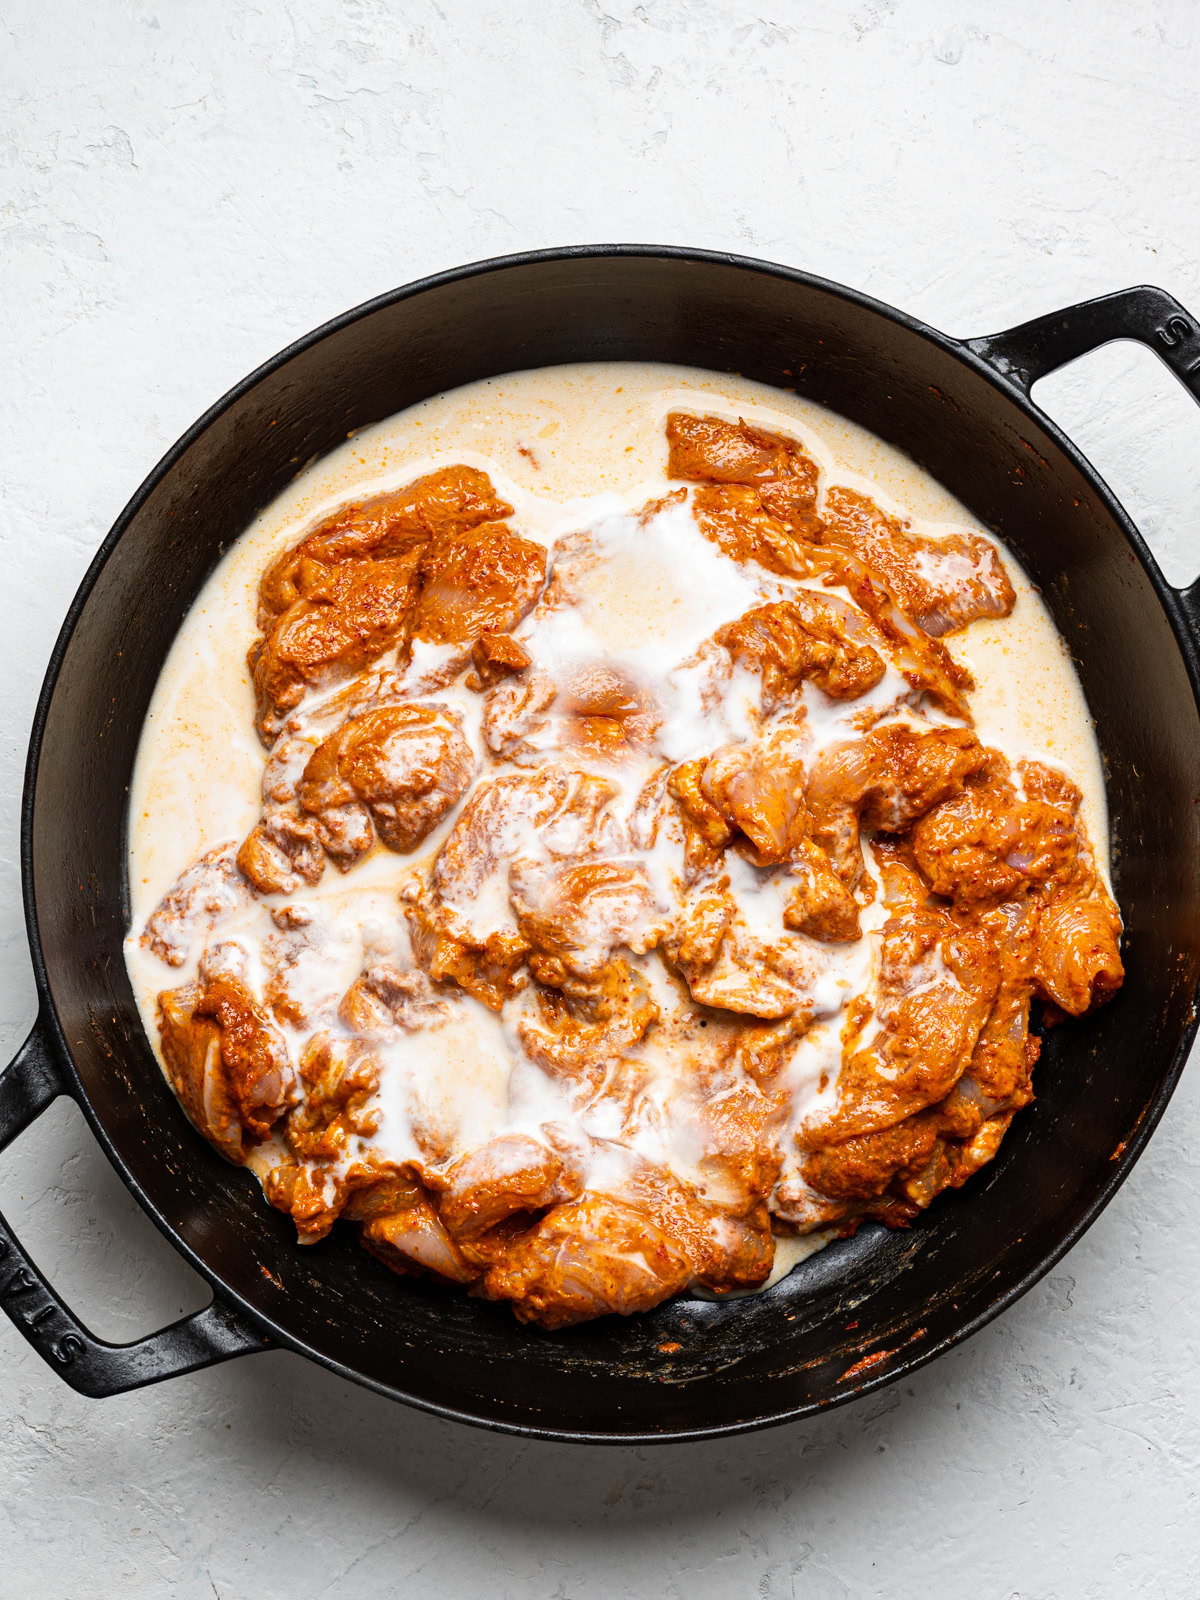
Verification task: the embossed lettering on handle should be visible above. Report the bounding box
[1156,313,1200,374]
[0,1233,81,1362]
[1156,314,1193,349]
[53,1333,84,1366]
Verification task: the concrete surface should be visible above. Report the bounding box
[2,2,1199,1595]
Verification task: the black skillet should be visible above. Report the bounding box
[2,247,1198,1443]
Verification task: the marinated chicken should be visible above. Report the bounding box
[136,399,1123,1331]
[248,466,520,741]
[821,485,1016,637]
[158,945,297,1163]
[296,703,474,863]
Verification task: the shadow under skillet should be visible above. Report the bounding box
[194,1288,1012,1539]
[0,1044,1105,1543]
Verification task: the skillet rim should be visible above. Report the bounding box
[19,243,1200,1443]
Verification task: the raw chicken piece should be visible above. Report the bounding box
[830,564,974,720]
[821,484,1014,637]
[504,846,666,1085]
[257,465,513,623]
[438,1135,581,1238]
[482,670,559,761]
[142,843,249,967]
[477,1195,691,1328]
[818,853,1000,1140]
[1034,877,1124,1017]
[296,702,474,864]
[689,484,821,577]
[235,737,327,896]
[408,769,622,1009]
[356,1189,478,1283]
[467,631,532,688]
[250,550,425,741]
[559,664,660,763]
[338,963,451,1035]
[951,897,1043,1112]
[157,993,244,1163]
[237,811,327,897]
[158,947,296,1162]
[807,723,988,884]
[509,857,661,982]
[628,1172,777,1296]
[516,959,658,1085]
[715,592,886,710]
[411,521,546,644]
[803,1111,946,1205]
[285,1032,381,1165]
[666,411,824,538]
[910,755,1123,1016]
[782,840,863,942]
[700,736,809,865]
[663,869,841,1020]
[670,732,862,943]
[483,662,659,767]
[911,754,1079,907]
[250,466,514,740]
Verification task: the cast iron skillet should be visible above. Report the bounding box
[2,247,1199,1444]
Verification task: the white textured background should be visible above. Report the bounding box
[3,3,1199,1596]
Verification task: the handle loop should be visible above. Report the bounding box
[0,1016,270,1396]
[965,284,1200,399]
[967,283,1200,650]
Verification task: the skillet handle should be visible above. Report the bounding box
[964,283,1200,397]
[966,283,1200,643]
[0,1014,271,1397]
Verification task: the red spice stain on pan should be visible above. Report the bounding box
[839,1348,894,1382]
[839,1326,927,1384]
